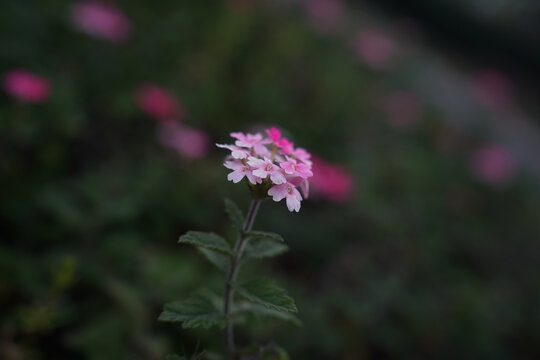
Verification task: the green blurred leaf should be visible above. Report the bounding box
[158,291,227,329]
[198,247,230,273]
[245,231,284,243]
[234,301,302,326]
[243,239,289,259]
[232,278,297,313]
[225,198,244,231]
[69,313,124,360]
[178,231,232,255]
[239,343,290,360]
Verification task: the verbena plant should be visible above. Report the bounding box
[159,127,313,360]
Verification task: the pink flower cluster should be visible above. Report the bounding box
[217,127,313,212]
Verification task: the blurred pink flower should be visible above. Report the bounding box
[354,28,396,70]
[472,70,515,110]
[470,144,518,186]
[71,1,132,43]
[156,121,211,159]
[3,69,51,103]
[305,0,344,33]
[135,84,182,120]
[310,156,353,202]
[383,91,424,130]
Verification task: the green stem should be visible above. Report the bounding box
[224,199,261,359]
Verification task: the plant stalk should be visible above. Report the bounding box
[224,199,261,359]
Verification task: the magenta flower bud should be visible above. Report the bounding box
[3,69,51,103]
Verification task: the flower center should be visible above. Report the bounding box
[287,186,292,194]
[244,166,250,171]
[266,164,273,171]
[291,163,296,170]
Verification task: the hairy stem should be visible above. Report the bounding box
[224,199,261,358]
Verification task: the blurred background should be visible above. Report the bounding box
[2,0,540,359]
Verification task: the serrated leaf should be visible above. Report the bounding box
[158,291,227,329]
[178,231,231,255]
[243,239,289,259]
[225,198,244,230]
[234,301,302,326]
[245,231,284,243]
[198,248,230,273]
[232,278,297,313]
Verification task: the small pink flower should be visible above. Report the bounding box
[3,69,51,103]
[230,132,271,156]
[280,157,313,179]
[383,91,424,130]
[264,126,294,154]
[470,144,518,186]
[156,121,210,159]
[310,156,353,202]
[277,138,294,155]
[136,84,181,120]
[268,182,302,212]
[215,144,250,159]
[224,160,261,184]
[70,1,132,43]
[354,28,396,70]
[289,176,310,199]
[247,157,286,184]
[291,147,312,165]
[266,127,282,143]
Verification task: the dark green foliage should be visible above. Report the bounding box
[239,343,290,360]
[159,291,227,330]
[243,239,289,259]
[234,302,302,326]
[165,355,186,360]
[232,279,297,313]
[198,248,230,273]
[245,231,284,243]
[2,0,540,359]
[179,232,232,255]
[225,198,244,231]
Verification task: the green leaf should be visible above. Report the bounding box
[234,301,302,326]
[243,238,289,259]
[198,247,230,273]
[158,291,227,329]
[232,278,297,313]
[225,198,244,230]
[245,231,284,243]
[178,231,231,255]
